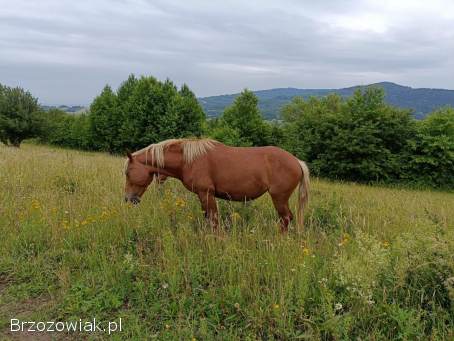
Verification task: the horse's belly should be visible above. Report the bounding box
[214,190,266,201]
[211,169,269,201]
[214,179,268,201]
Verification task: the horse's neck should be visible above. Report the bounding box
[139,148,183,179]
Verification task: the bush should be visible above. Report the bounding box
[282,88,416,183]
[404,108,454,188]
[0,83,43,147]
[40,109,91,150]
[210,89,276,146]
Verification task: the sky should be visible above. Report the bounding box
[1,0,454,105]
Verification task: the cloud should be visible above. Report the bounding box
[0,0,453,104]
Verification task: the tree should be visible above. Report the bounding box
[40,109,91,150]
[265,121,285,146]
[89,85,119,152]
[174,84,205,137]
[331,87,414,181]
[281,93,343,163]
[207,118,243,146]
[118,76,179,150]
[0,84,42,147]
[405,107,454,187]
[89,74,207,153]
[281,87,415,182]
[219,89,269,146]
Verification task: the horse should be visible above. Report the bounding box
[124,138,310,232]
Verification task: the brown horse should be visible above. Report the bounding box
[124,138,309,232]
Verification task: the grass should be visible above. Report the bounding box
[0,144,453,340]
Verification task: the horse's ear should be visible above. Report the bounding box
[126,151,133,161]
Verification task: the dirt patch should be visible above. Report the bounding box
[0,279,84,341]
[0,283,55,341]
[2,331,55,341]
[0,283,7,296]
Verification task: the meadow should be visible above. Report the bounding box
[0,144,453,340]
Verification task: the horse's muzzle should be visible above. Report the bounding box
[125,195,141,205]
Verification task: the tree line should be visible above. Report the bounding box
[1,76,453,188]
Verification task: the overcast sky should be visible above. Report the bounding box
[1,0,453,105]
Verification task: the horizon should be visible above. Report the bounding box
[41,81,454,107]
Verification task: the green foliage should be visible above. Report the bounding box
[212,89,272,146]
[281,94,343,161]
[0,83,42,147]
[176,84,206,138]
[405,108,454,187]
[207,118,243,146]
[91,75,205,153]
[89,85,120,152]
[40,109,91,150]
[281,88,454,188]
[265,121,285,146]
[282,88,416,183]
[38,75,206,154]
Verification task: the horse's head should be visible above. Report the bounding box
[124,152,169,204]
[124,152,151,204]
[124,151,169,204]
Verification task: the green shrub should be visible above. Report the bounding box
[404,107,454,188]
[281,88,416,183]
[40,109,91,150]
[0,83,43,147]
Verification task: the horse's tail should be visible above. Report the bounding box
[297,160,310,228]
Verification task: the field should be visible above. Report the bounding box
[0,144,453,340]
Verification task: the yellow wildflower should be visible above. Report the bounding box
[31,199,41,209]
[231,212,241,221]
[338,233,350,247]
[175,197,186,207]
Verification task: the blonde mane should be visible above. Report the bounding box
[130,138,219,168]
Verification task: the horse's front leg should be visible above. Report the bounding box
[270,193,293,233]
[197,191,219,230]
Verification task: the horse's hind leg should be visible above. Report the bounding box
[270,192,293,233]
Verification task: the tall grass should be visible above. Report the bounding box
[0,144,453,340]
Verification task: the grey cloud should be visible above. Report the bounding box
[0,0,453,104]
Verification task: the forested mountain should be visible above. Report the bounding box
[199,82,454,119]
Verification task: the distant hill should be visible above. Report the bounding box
[198,82,454,119]
[41,105,87,114]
